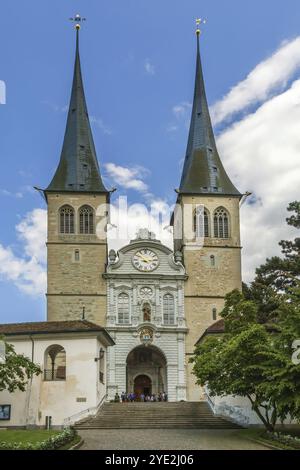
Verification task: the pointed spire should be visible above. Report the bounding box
[179,25,240,196]
[46,21,107,193]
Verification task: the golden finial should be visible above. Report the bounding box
[196,18,206,36]
[69,13,86,30]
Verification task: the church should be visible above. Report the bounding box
[0,20,251,428]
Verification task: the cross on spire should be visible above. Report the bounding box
[195,18,206,36]
[69,13,86,30]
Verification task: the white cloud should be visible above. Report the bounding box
[144,58,155,76]
[104,163,149,192]
[173,101,192,119]
[166,124,178,133]
[217,78,300,283]
[41,100,67,113]
[89,116,112,135]
[107,198,173,252]
[0,189,23,199]
[0,209,47,296]
[211,36,300,125]
[166,101,192,132]
[0,80,6,104]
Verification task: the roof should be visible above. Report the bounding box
[0,320,114,345]
[46,29,108,194]
[195,318,279,345]
[178,34,241,197]
[195,319,225,345]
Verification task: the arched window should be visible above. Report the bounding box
[118,293,130,324]
[163,294,175,325]
[79,205,94,234]
[210,254,215,267]
[59,205,74,234]
[194,207,209,238]
[213,207,229,238]
[44,345,66,381]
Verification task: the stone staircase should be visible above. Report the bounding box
[74,401,242,429]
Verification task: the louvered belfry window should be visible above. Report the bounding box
[213,207,229,238]
[79,205,94,234]
[59,205,75,234]
[194,207,210,238]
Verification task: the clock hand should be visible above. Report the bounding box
[137,254,151,263]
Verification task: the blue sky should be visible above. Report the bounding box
[1,0,300,323]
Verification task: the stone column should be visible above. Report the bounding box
[176,333,187,401]
[107,331,117,400]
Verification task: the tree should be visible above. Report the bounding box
[255,201,300,298]
[0,339,41,393]
[191,292,284,431]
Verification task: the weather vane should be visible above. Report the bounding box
[69,13,86,30]
[196,18,206,35]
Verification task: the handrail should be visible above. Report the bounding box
[63,394,107,426]
[204,387,215,412]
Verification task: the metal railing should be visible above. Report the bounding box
[44,368,66,381]
[63,394,107,427]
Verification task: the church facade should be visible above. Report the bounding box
[0,24,249,427]
[105,229,188,402]
[43,25,242,403]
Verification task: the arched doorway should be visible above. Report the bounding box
[134,374,152,396]
[126,345,167,397]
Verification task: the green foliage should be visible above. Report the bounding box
[192,201,300,431]
[0,339,41,392]
[0,427,76,450]
[255,201,300,298]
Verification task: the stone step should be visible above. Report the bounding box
[76,424,239,429]
[74,401,241,430]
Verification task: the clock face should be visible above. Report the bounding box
[133,249,159,272]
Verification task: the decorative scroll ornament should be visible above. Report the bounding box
[139,327,153,346]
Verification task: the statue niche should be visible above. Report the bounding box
[142,302,151,322]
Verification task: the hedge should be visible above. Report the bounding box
[0,427,76,450]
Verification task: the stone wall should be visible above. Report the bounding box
[47,192,108,323]
[174,195,242,401]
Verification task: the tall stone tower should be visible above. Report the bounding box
[44,25,109,325]
[172,27,242,400]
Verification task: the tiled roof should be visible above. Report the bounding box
[205,319,225,334]
[195,319,225,345]
[0,320,107,336]
[195,319,279,345]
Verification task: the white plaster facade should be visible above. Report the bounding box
[105,231,188,402]
[0,329,113,427]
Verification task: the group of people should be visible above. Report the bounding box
[114,391,168,403]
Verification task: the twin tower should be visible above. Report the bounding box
[43,26,242,397]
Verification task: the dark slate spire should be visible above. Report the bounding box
[179,30,241,197]
[46,27,107,193]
